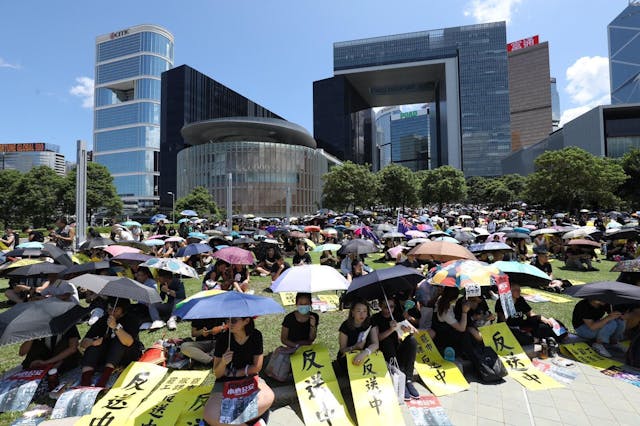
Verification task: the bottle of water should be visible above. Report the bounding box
[444,346,455,362]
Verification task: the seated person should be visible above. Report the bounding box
[371,298,419,400]
[270,255,290,282]
[5,276,43,304]
[530,250,569,293]
[495,283,556,345]
[337,299,379,373]
[572,298,635,357]
[203,260,230,290]
[231,264,250,292]
[79,299,143,387]
[134,267,165,330]
[432,287,479,358]
[255,246,277,277]
[319,250,338,268]
[346,260,368,283]
[416,280,440,330]
[153,270,186,330]
[565,246,597,271]
[20,325,81,375]
[340,253,357,276]
[180,319,228,365]
[454,295,495,343]
[292,241,312,266]
[203,317,274,426]
[400,253,420,269]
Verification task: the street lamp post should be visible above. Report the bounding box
[167,192,175,224]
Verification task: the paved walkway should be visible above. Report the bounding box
[268,359,640,426]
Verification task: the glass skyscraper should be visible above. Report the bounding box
[93,25,174,209]
[550,77,561,131]
[609,2,640,104]
[390,108,430,172]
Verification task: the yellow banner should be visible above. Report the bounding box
[129,370,209,426]
[561,342,623,370]
[414,331,469,396]
[520,288,572,303]
[75,362,168,426]
[346,350,403,425]
[173,385,212,426]
[317,294,340,306]
[279,292,297,306]
[291,344,354,426]
[480,323,562,390]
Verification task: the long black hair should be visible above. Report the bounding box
[437,287,460,317]
[346,297,371,330]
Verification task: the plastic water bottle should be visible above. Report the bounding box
[444,347,456,362]
[167,345,176,364]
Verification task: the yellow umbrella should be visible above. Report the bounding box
[176,289,226,309]
[304,238,316,249]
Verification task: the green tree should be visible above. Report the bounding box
[420,166,467,212]
[466,176,491,204]
[620,149,640,209]
[0,169,22,227]
[175,186,220,218]
[13,166,65,228]
[377,164,417,212]
[485,180,515,207]
[525,147,628,211]
[322,162,377,212]
[499,174,527,201]
[62,162,123,221]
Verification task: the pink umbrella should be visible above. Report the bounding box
[416,224,433,232]
[487,232,506,243]
[405,230,428,238]
[213,247,255,265]
[103,245,142,257]
[387,245,409,259]
[165,236,185,243]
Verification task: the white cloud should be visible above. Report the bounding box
[559,56,610,126]
[70,77,94,108]
[0,57,21,69]
[463,0,523,23]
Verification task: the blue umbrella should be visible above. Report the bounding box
[188,232,207,240]
[16,242,44,249]
[150,214,167,224]
[493,260,551,287]
[434,236,460,244]
[513,227,531,234]
[180,210,198,217]
[143,239,165,247]
[469,242,513,253]
[121,221,142,227]
[176,243,212,257]
[178,218,191,224]
[174,291,285,320]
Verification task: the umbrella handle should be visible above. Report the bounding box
[381,287,394,322]
[104,297,119,337]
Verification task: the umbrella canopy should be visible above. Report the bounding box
[0,299,88,346]
[427,260,504,288]
[42,244,74,267]
[175,289,226,310]
[188,232,207,240]
[564,281,640,305]
[562,227,599,240]
[339,239,379,255]
[289,231,306,239]
[176,243,213,257]
[59,261,111,278]
[16,242,44,250]
[529,228,559,237]
[174,291,285,320]
[150,214,167,224]
[408,241,476,262]
[3,248,43,258]
[271,265,349,293]
[165,236,185,243]
[213,247,255,265]
[147,234,169,240]
[387,245,409,259]
[345,265,424,302]
[513,227,531,234]
[504,232,531,240]
[493,261,551,287]
[79,237,116,250]
[427,230,448,239]
[8,262,67,277]
[469,242,512,253]
[304,226,321,233]
[605,228,639,241]
[143,239,165,247]
[312,243,342,252]
[407,238,429,247]
[454,231,476,243]
[405,230,428,238]
[140,258,199,278]
[433,236,460,244]
[180,210,198,217]
[71,274,162,304]
[611,259,640,273]
[567,239,601,248]
[0,259,43,274]
[381,232,405,239]
[322,228,338,236]
[178,218,191,224]
[103,245,142,257]
[121,221,142,227]
[110,253,153,265]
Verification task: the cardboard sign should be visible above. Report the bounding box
[173,385,212,426]
[279,292,297,306]
[561,342,623,370]
[220,377,259,424]
[520,288,572,303]
[0,368,48,412]
[290,344,354,426]
[480,323,562,390]
[495,275,517,319]
[51,387,102,419]
[406,395,453,426]
[346,351,404,425]
[601,366,640,388]
[413,331,469,396]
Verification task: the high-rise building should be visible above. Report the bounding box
[609,1,640,104]
[550,77,561,131]
[374,106,401,171]
[507,36,553,152]
[314,22,511,177]
[0,143,66,176]
[159,65,282,208]
[389,108,430,172]
[93,25,174,210]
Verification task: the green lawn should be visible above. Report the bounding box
[0,253,621,424]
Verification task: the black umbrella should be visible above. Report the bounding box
[3,248,43,258]
[231,237,254,246]
[70,274,162,304]
[79,237,116,250]
[344,265,424,303]
[338,239,379,255]
[504,232,531,241]
[605,229,639,241]
[564,281,640,306]
[59,261,111,278]
[7,262,67,277]
[42,244,74,267]
[0,299,88,346]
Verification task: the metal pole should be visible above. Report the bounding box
[285,187,291,225]
[168,192,175,224]
[75,140,87,250]
[226,173,232,229]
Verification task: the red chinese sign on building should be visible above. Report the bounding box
[0,143,46,153]
[507,35,539,52]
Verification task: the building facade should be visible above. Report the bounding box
[609,2,640,104]
[0,143,65,176]
[314,22,511,177]
[93,25,174,210]
[178,118,340,217]
[390,108,430,171]
[507,38,553,152]
[160,65,282,208]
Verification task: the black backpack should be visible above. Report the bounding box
[626,333,640,368]
[470,346,508,382]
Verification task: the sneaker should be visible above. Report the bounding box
[149,320,166,330]
[139,322,152,331]
[609,342,627,353]
[167,317,178,330]
[403,386,411,402]
[406,381,420,399]
[592,343,612,358]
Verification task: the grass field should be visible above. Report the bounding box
[0,252,621,424]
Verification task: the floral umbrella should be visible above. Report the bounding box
[426,260,505,289]
[611,259,640,273]
[140,257,199,278]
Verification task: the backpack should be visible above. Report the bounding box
[626,333,640,368]
[470,345,508,382]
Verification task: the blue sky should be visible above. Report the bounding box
[0,0,627,160]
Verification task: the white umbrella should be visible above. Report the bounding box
[270,265,348,293]
[562,226,598,240]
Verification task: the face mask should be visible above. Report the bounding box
[297,305,311,315]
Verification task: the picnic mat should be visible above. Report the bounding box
[520,287,572,303]
[414,331,469,396]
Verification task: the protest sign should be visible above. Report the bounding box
[173,385,211,426]
[413,331,469,396]
[561,342,623,370]
[406,395,453,426]
[50,387,102,419]
[0,369,48,412]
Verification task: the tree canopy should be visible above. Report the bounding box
[620,148,640,209]
[321,161,377,212]
[62,162,122,222]
[175,186,220,218]
[377,164,417,211]
[419,166,467,211]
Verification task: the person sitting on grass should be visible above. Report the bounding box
[254,246,277,277]
[20,325,81,374]
[292,241,312,266]
[153,269,186,330]
[270,255,290,282]
[336,298,379,374]
[572,298,628,358]
[180,319,228,366]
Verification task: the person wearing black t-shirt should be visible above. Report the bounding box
[372,298,419,400]
[454,296,495,343]
[337,299,379,373]
[20,326,81,374]
[79,299,143,387]
[180,318,227,365]
[495,283,555,345]
[292,241,312,266]
[154,270,186,330]
[270,255,290,282]
[204,317,274,426]
[572,299,625,357]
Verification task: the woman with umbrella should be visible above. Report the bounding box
[337,298,379,373]
[346,259,368,283]
[432,287,478,358]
